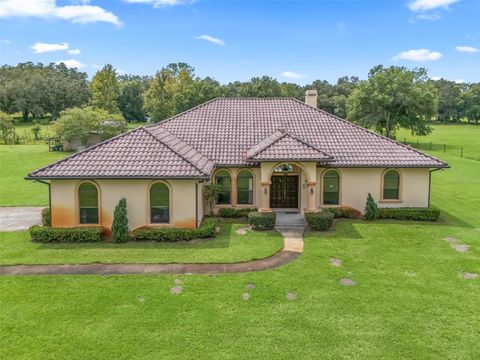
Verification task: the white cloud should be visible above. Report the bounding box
[407,0,460,12]
[281,71,304,79]
[0,0,121,26]
[31,42,69,53]
[0,39,11,44]
[455,79,465,84]
[124,0,189,8]
[55,59,86,69]
[67,48,81,55]
[455,45,479,53]
[415,12,442,20]
[392,48,443,62]
[430,76,443,80]
[196,35,224,46]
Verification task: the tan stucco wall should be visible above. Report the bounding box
[50,179,199,234]
[316,167,431,211]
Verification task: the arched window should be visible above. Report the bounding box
[150,182,170,223]
[215,170,231,204]
[237,170,253,205]
[79,182,99,224]
[383,170,400,200]
[323,170,339,205]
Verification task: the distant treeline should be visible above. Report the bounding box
[1,62,479,126]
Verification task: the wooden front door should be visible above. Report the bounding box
[270,175,299,208]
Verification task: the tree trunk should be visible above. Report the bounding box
[22,111,29,122]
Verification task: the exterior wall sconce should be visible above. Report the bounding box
[264,188,268,194]
[310,187,314,194]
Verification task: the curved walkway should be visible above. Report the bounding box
[0,227,304,276]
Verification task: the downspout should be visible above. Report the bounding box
[34,180,51,225]
[428,168,443,208]
[195,181,199,228]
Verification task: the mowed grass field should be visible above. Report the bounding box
[0,125,479,359]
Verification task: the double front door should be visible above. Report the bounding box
[270,175,299,208]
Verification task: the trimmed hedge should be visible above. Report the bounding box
[305,210,335,231]
[29,226,104,243]
[325,206,362,219]
[248,211,276,230]
[41,207,51,227]
[132,217,217,242]
[218,207,257,218]
[378,207,440,221]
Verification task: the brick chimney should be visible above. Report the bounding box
[305,89,317,108]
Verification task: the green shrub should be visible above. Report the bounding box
[305,210,334,231]
[112,197,129,243]
[364,193,379,220]
[378,207,440,221]
[247,211,276,230]
[218,207,257,218]
[325,206,362,219]
[132,217,217,242]
[41,207,51,227]
[29,226,104,243]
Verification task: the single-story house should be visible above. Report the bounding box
[27,91,448,234]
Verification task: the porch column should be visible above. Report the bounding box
[259,181,272,212]
[305,181,317,212]
[231,173,238,207]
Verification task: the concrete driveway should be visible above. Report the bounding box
[0,207,44,231]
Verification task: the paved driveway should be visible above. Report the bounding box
[0,207,43,231]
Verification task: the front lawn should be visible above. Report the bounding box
[0,220,283,265]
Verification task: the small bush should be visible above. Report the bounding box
[132,217,217,242]
[29,226,104,243]
[305,210,335,231]
[325,206,362,219]
[111,197,129,243]
[364,193,379,221]
[218,207,257,218]
[378,207,440,221]
[41,207,51,227]
[248,211,276,230]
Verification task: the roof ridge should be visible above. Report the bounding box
[289,97,448,168]
[142,127,213,176]
[26,127,147,179]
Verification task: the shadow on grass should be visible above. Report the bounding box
[439,210,475,229]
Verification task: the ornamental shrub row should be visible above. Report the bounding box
[378,207,440,221]
[305,210,335,231]
[132,217,217,242]
[41,207,51,227]
[325,206,362,219]
[247,211,276,230]
[29,226,104,243]
[218,207,257,218]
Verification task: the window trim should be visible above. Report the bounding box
[147,180,173,226]
[236,168,255,206]
[76,180,101,226]
[380,169,402,203]
[321,169,341,207]
[213,168,233,206]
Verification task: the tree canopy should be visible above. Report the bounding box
[90,64,120,115]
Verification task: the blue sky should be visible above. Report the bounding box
[0,0,479,84]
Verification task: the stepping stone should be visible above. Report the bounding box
[215,227,220,234]
[329,258,342,267]
[174,278,182,285]
[138,296,145,302]
[246,283,256,290]
[404,271,417,277]
[235,228,248,235]
[286,292,297,301]
[242,293,250,301]
[170,286,183,295]
[461,272,478,280]
[444,237,459,244]
[452,244,470,252]
[340,278,356,286]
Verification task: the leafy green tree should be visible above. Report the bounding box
[53,106,127,145]
[308,80,335,113]
[364,193,379,220]
[118,80,145,122]
[459,83,480,124]
[332,76,359,118]
[430,79,462,123]
[91,64,120,114]
[31,120,42,140]
[0,111,15,144]
[203,183,223,215]
[347,65,438,138]
[112,197,129,243]
[239,76,282,97]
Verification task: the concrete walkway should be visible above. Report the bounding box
[0,225,304,276]
[0,207,43,231]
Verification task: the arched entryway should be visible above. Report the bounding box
[270,163,300,209]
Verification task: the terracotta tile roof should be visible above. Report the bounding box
[28,97,447,179]
[246,129,333,161]
[27,127,214,179]
[154,98,447,168]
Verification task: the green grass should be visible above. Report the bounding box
[1,125,479,359]
[0,220,283,265]
[0,145,66,206]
